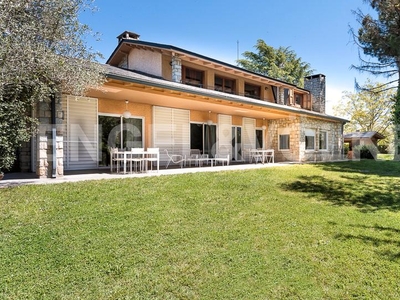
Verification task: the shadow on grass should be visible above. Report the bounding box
[316,160,400,178]
[282,174,400,212]
[335,224,400,261]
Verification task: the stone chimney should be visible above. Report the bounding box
[304,74,326,114]
[117,31,140,44]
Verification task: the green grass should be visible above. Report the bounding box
[1,160,400,299]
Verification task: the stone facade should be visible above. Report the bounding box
[267,115,344,162]
[304,74,326,114]
[171,54,182,83]
[35,97,64,178]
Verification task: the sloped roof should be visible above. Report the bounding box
[104,65,348,123]
[343,131,385,140]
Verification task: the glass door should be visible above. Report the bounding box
[231,126,242,161]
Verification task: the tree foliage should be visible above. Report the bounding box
[0,0,105,171]
[236,39,314,87]
[333,80,394,146]
[351,0,400,159]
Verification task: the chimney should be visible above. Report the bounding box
[117,31,140,44]
[304,74,326,114]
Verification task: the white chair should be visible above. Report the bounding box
[214,153,230,166]
[265,149,274,163]
[128,148,144,173]
[164,149,186,168]
[251,149,263,164]
[110,147,124,173]
[143,148,159,172]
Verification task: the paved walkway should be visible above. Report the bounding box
[0,162,290,188]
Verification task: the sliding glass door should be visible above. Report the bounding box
[98,115,143,167]
[190,123,217,158]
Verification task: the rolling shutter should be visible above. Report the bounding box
[63,95,98,170]
[218,114,232,155]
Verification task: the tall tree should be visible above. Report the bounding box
[236,39,313,87]
[333,80,394,146]
[0,0,105,171]
[351,0,400,159]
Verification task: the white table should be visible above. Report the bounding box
[115,149,159,174]
[249,149,274,164]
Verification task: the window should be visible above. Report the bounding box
[215,76,235,94]
[295,93,303,106]
[305,129,315,150]
[319,131,328,150]
[98,115,144,167]
[245,83,261,99]
[284,89,290,105]
[183,67,204,87]
[256,129,263,149]
[279,134,290,150]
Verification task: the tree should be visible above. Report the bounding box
[236,39,314,87]
[0,0,105,171]
[333,80,394,147]
[351,0,400,159]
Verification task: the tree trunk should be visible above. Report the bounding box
[394,72,400,160]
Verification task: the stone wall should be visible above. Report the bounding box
[304,74,326,114]
[267,115,344,162]
[171,54,182,83]
[35,96,64,178]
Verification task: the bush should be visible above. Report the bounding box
[353,145,378,159]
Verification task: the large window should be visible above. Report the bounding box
[245,83,261,99]
[183,67,204,87]
[190,123,217,158]
[215,76,235,94]
[319,131,328,150]
[305,129,315,150]
[98,115,143,166]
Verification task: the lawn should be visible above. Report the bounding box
[1,160,400,299]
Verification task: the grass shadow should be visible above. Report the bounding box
[316,160,400,178]
[282,174,400,212]
[335,224,400,261]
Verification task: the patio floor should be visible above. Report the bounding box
[0,161,290,188]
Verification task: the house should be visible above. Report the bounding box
[17,31,347,178]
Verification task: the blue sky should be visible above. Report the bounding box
[80,0,375,114]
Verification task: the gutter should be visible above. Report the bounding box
[51,95,57,178]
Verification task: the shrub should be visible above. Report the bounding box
[353,144,378,159]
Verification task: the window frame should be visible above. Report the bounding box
[278,129,290,151]
[305,128,316,151]
[244,83,261,99]
[319,130,328,151]
[182,66,204,88]
[215,75,235,94]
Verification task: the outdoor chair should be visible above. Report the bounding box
[214,153,230,166]
[251,149,263,164]
[143,148,159,172]
[110,147,124,173]
[164,149,186,168]
[128,148,144,173]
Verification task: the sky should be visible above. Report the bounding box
[79,0,376,115]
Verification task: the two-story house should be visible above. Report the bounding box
[22,31,347,178]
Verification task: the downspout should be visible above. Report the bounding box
[51,95,57,178]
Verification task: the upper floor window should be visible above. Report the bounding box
[284,89,290,105]
[295,93,303,106]
[183,67,204,87]
[245,83,261,99]
[215,76,235,94]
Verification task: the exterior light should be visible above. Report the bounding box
[207,110,213,125]
[262,117,266,130]
[122,100,131,118]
